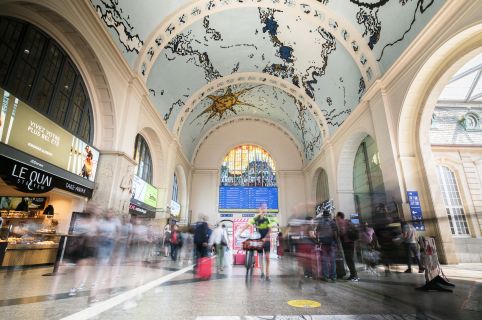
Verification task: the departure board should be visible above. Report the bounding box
[218,186,279,212]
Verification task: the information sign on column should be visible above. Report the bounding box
[407,191,425,231]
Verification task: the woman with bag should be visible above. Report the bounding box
[209,223,229,272]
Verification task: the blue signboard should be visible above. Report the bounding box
[219,186,279,212]
[407,191,425,231]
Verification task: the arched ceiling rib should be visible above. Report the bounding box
[90,0,446,162]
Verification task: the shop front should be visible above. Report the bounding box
[0,88,98,267]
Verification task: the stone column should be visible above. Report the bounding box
[91,151,136,214]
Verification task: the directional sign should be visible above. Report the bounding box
[407,191,425,231]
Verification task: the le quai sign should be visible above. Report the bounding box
[0,153,93,197]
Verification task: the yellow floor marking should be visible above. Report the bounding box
[287,299,321,308]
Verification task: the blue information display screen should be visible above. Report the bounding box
[219,186,279,212]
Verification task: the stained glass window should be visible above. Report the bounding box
[220,145,276,187]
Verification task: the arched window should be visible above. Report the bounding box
[0,16,93,142]
[437,166,470,235]
[315,169,329,203]
[220,145,276,187]
[172,173,179,203]
[133,134,153,183]
[353,135,386,222]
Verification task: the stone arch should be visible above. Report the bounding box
[193,116,303,166]
[398,23,482,263]
[0,0,117,150]
[173,72,330,140]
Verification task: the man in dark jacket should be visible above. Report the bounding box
[193,214,210,261]
[336,212,359,281]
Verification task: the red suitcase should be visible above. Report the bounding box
[196,257,212,280]
[233,250,246,265]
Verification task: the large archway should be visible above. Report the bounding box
[398,24,482,263]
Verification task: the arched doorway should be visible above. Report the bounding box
[353,135,386,223]
[315,168,329,203]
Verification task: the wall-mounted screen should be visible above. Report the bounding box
[218,186,278,212]
[0,88,99,182]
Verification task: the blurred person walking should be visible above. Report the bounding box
[163,221,171,257]
[170,225,183,261]
[359,222,380,275]
[336,212,359,282]
[67,204,101,297]
[110,214,132,294]
[401,220,424,273]
[209,223,229,272]
[90,209,120,303]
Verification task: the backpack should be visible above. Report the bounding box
[316,218,335,245]
[171,231,178,245]
[347,221,359,242]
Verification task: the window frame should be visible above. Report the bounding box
[436,165,471,237]
[0,16,93,143]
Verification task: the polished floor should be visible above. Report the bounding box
[0,256,481,320]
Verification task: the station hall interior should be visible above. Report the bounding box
[0,0,482,319]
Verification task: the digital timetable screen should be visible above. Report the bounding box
[218,186,279,212]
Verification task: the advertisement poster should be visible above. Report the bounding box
[0,88,99,182]
[170,200,180,217]
[131,175,158,209]
[232,218,253,251]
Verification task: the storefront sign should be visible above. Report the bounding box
[128,203,155,218]
[407,191,425,231]
[0,88,99,182]
[0,152,93,197]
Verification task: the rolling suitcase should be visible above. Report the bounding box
[233,250,246,265]
[197,257,212,280]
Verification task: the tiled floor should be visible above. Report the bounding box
[0,258,481,320]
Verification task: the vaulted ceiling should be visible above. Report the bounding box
[90,0,446,162]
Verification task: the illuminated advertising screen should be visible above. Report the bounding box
[0,88,99,182]
[131,175,158,212]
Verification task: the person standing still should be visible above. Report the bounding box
[193,215,210,261]
[401,221,424,273]
[336,212,359,282]
[209,223,229,272]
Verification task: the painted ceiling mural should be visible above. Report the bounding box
[91,0,446,162]
[181,83,323,161]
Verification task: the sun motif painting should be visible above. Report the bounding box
[190,85,262,127]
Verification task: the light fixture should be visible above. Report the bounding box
[23,49,30,54]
